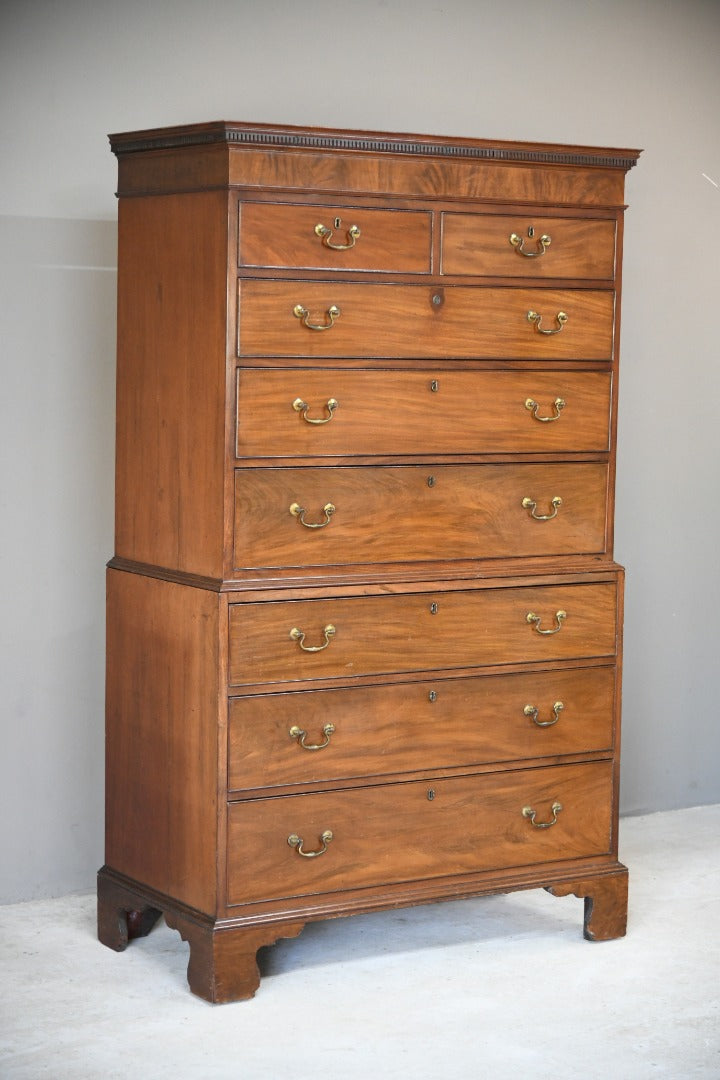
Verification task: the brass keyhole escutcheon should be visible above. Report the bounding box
[429,690,437,702]
[427,789,436,801]
[430,379,439,392]
[430,602,439,615]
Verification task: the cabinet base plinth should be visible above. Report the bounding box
[98,864,628,1002]
[97,868,306,1003]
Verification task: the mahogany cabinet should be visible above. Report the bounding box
[98,121,640,1002]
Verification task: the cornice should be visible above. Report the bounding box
[109,121,640,172]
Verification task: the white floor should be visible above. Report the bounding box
[2,804,719,1080]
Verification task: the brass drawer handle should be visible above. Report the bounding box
[525,397,566,422]
[289,722,336,751]
[290,502,336,529]
[293,397,339,424]
[510,231,551,257]
[287,829,334,857]
[522,801,563,828]
[527,310,568,335]
[293,303,341,331]
[315,222,361,250]
[522,496,562,521]
[526,610,567,635]
[290,624,336,652]
[524,701,564,728]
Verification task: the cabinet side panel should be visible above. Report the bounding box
[105,570,220,914]
[114,191,227,577]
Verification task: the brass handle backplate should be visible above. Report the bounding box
[525,397,566,422]
[287,830,334,857]
[524,701,564,728]
[315,222,361,250]
[290,502,336,529]
[510,231,551,257]
[293,397,339,424]
[526,610,567,635]
[522,496,562,521]
[290,624,336,652]
[293,304,341,331]
[527,310,568,335]
[522,801,563,828]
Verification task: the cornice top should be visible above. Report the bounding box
[109,120,641,171]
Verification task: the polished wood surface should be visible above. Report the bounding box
[227,761,614,905]
[236,369,613,458]
[238,281,614,360]
[103,120,636,1001]
[233,462,609,569]
[114,193,228,578]
[228,582,618,686]
[441,214,616,280]
[239,202,432,272]
[228,665,616,792]
[105,570,221,913]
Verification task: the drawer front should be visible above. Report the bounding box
[234,462,609,570]
[238,281,614,360]
[226,760,613,904]
[441,214,616,279]
[239,202,432,273]
[228,665,616,792]
[236,369,612,458]
[228,582,617,686]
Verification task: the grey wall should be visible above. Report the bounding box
[1,0,719,902]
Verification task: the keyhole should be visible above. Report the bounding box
[427,789,436,801]
[430,379,439,392]
[430,602,438,615]
[528,225,535,238]
[427,476,436,487]
[334,216,342,229]
[428,690,437,703]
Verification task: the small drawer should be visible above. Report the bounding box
[238,280,614,360]
[442,214,616,279]
[236,369,612,458]
[227,581,618,687]
[226,760,614,905]
[233,462,609,570]
[239,202,432,273]
[228,665,616,793]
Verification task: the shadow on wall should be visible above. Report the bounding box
[0,215,117,902]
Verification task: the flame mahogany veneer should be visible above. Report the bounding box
[99,121,639,1002]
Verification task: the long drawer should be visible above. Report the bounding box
[238,281,614,360]
[226,760,614,905]
[228,665,616,793]
[227,582,618,687]
[441,213,616,279]
[239,202,433,273]
[233,462,609,569]
[236,369,612,458]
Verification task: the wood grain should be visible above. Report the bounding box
[105,571,221,914]
[114,192,228,578]
[226,761,614,905]
[235,369,613,458]
[239,202,432,273]
[238,281,615,360]
[227,581,618,686]
[233,462,609,569]
[441,213,617,279]
[228,665,616,792]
